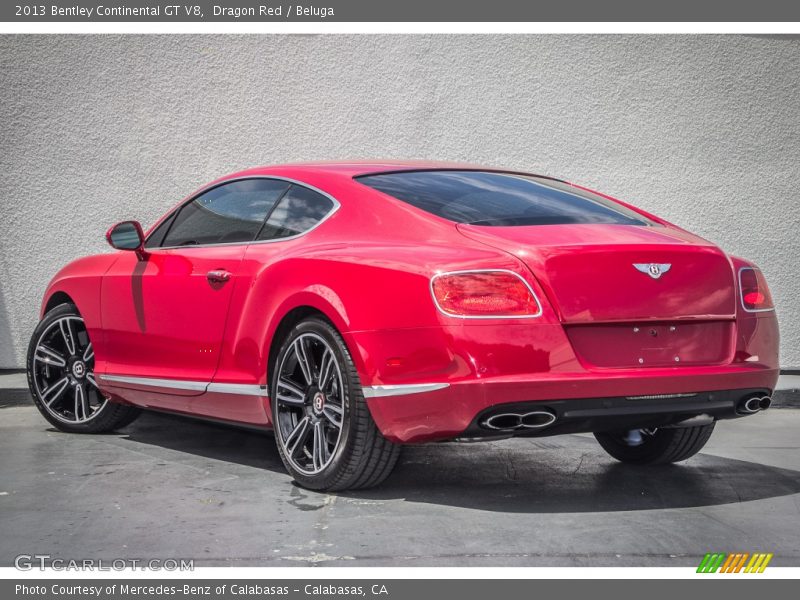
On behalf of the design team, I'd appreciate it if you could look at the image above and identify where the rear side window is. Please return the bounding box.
[356,170,651,227]
[161,178,290,247]
[256,185,335,241]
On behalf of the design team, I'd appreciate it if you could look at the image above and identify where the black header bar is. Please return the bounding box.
[3,0,800,22]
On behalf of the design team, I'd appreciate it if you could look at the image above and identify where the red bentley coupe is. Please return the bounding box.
[27,162,779,490]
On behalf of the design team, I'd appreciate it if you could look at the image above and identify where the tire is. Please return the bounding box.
[270,317,400,491]
[27,303,141,433]
[594,423,715,465]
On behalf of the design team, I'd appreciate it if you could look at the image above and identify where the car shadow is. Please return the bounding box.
[115,410,800,514]
[352,440,800,513]
[118,410,285,471]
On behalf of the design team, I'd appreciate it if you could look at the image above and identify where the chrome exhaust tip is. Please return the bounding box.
[482,410,557,431]
[520,411,557,429]
[738,395,772,415]
[483,413,524,430]
[743,396,762,413]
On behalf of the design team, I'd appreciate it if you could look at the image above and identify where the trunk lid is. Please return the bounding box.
[457,223,737,323]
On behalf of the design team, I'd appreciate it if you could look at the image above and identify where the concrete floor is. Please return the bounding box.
[1,397,799,567]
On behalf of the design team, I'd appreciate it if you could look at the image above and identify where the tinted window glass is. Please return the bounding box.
[357,170,651,227]
[256,185,334,241]
[161,179,290,247]
[144,212,177,249]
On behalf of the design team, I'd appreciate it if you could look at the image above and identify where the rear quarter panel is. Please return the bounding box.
[212,173,548,387]
[730,256,780,371]
[214,240,529,387]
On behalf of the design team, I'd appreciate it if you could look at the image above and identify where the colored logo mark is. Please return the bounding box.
[697,552,773,573]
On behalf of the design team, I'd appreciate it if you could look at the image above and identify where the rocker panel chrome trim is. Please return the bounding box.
[100,374,266,396]
[362,383,450,398]
[101,375,446,398]
[207,383,268,397]
[99,374,207,392]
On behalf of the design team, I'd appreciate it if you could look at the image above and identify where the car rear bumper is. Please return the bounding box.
[365,367,779,443]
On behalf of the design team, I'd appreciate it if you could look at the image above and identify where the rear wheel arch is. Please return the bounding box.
[267,306,330,389]
[269,315,400,490]
[266,302,363,389]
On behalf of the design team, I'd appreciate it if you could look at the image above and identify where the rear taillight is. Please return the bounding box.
[739,267,774,312]
[430,270,542,318]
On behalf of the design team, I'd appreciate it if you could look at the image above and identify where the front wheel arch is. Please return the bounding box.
[27,302,141,433]
[42,291,76,316]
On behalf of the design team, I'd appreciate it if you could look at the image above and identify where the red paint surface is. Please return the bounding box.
[39,162,779,441]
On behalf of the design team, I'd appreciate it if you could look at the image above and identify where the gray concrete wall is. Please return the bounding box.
[1,35,798,369]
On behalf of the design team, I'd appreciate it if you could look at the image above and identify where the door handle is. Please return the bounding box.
[206,270,232,283]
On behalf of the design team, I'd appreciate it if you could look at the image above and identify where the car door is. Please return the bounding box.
[200,184,340,412]
[98,178,291,408]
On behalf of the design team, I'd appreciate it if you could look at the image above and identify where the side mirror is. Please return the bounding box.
[106,221,147,260]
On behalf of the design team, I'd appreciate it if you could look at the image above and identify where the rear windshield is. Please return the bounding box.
[356,170,651,227]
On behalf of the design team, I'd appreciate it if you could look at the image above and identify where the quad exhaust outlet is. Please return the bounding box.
[479,392,772,434]
[482,410,557,431]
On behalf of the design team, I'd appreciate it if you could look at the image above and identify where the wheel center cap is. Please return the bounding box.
[312,392,326,413]
[71,361,86,379]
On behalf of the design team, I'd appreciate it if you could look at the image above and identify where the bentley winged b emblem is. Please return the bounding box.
[633,263,672,280]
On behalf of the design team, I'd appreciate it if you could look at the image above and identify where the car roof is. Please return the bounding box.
[225,160,506,179]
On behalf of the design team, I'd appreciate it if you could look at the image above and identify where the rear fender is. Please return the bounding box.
[220,243,533,386]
